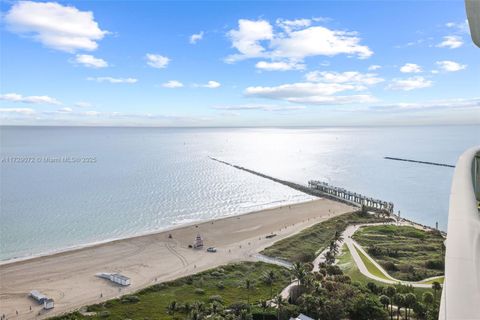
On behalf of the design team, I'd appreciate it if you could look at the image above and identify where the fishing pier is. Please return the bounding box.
[308,180,394,214]
[210,157,394,215]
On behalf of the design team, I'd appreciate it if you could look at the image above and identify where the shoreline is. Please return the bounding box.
[0,197,316,266]
[0,198,354,319]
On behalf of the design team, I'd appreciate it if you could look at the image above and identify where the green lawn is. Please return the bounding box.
[353,225,445,281]
[419,276,445,285]
[353,244,392,281]
[51,262,291,320]
[337,244,441,302]
[261,211,392,263]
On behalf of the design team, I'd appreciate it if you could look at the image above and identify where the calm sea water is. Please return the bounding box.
[0,125,478,261]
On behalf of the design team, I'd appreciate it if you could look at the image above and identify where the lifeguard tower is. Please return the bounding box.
[193,233,204,249]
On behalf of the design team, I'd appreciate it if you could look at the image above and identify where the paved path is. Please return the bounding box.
[272,220,444,300]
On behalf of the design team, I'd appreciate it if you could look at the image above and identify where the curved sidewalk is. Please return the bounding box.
[343,223,443,288]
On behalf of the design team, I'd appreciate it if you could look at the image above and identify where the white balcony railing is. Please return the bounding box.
[439,146,480,320]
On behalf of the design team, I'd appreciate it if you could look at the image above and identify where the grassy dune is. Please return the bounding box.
[261,211,392,263]
[52,262,291,320]
[353,225,445,281]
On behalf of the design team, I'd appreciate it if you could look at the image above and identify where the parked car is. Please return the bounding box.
[206,247,217,253]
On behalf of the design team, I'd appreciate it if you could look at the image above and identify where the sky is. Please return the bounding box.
[0,0,479,126]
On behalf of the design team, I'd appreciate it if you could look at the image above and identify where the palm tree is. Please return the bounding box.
[422,292,434,311]
[275,295,284,320]
[245,279,253,304]
[264,270,276,299]
[292,262,306,286]
[329,240,339,255]
[333,230,344,243]
[404,293,416,320]
[260,300,268,320]
[379,295,390,310]
[432,281,442,303]
[393,293,405,320]
[323,250,335,265]
[385,286,396,320]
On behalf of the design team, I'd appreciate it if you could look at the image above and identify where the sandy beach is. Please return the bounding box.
[0,199,354,319]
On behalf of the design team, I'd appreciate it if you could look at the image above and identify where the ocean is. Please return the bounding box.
[0,125,478,261]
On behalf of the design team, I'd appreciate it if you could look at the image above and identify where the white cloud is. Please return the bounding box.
[0,108,36,115]
[436,36,463,49]
[368,65,381,71]
[388,76,432,91]
[4,1,107,52]
[74,102,93,108]
[226,18,373,65]
[84,111,101,116]
[87,77,138,84]
[305,71,384,86]
[255,60,305,71]
[190,31,204,44]
[58,107,73,113]
[0,93,61,105]
[162,80,184,88]
[146,54,170,69]
[213,104,306,112]
[276,18,312,32]
[436,60,467,72]
[371,97,480,112]
[400,63,422,73]
[245,82,376,105]
[226,19,273,61]
[74,54,108,68]
[445,20,470,34]
[195,81,221,88]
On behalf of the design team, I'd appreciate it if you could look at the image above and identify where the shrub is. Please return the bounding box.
[425,260,444,270]
[209,295,223,303]
[98,311,111,318]
[382,261,398,272]
[194,288,205,295]
[121,295,140,304]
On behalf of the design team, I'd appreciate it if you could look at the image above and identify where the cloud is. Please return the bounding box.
[4,1,107,52]
[371,97,480,112]
[436,35,463,49]
[0,108,36,115]
[387,76,432,91]
[226,18,373,66]
[190,31,204,44]
[58,107,73,113]
[305,71,384,86]
[436,60,467,72]
[276,18,312,32]
[445,20,470,34]
[245,82,376,105]
[368,65,381,71]
[195,81,221,88]
[227,19,273,60]
[0,93,61,105]
[255,60,305,71]
[74,54,108,68]
[213,104,306,112]
[162,80,184,88]
[74,102,93,108]
[400,63,422,73]
[87,77,138,83]
[146,54,170,69]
